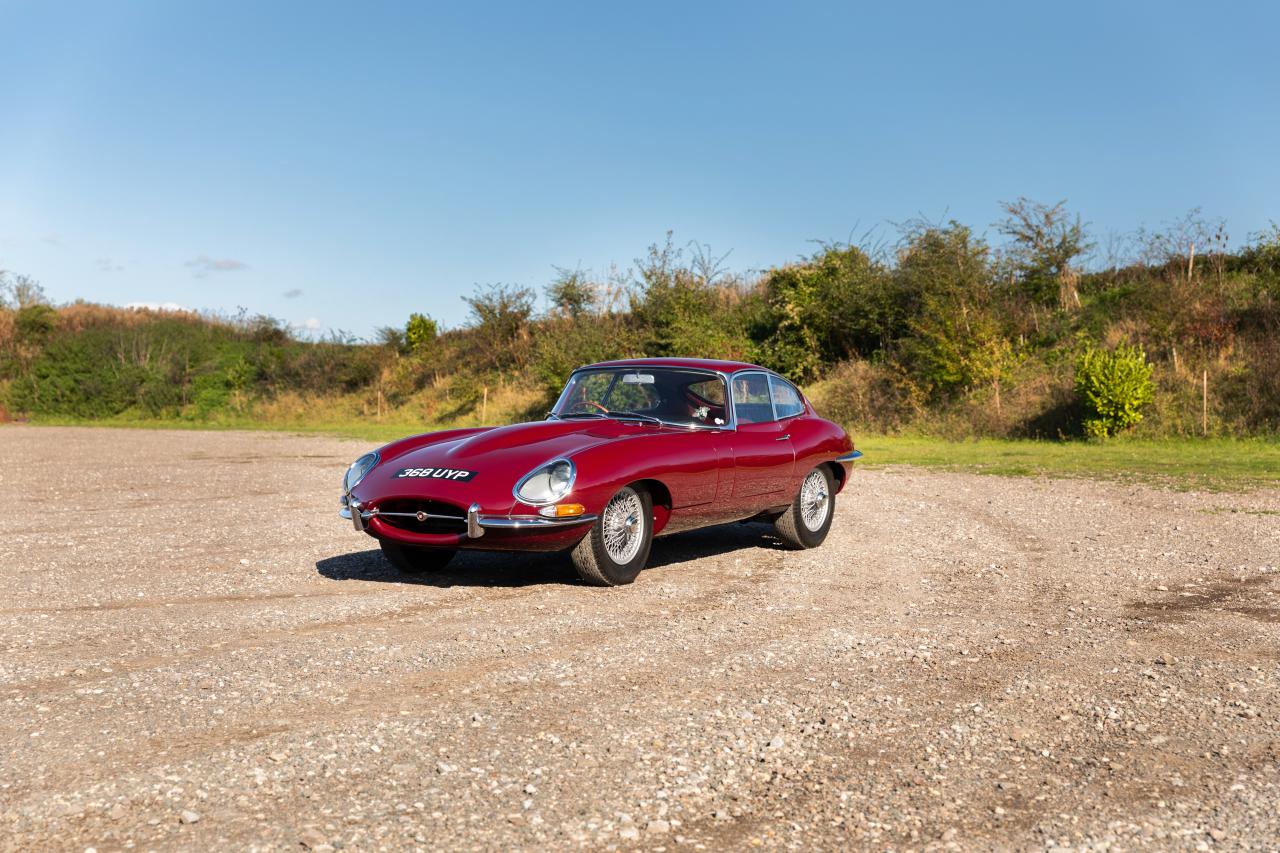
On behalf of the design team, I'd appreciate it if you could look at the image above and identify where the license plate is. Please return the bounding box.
[394,467,477,481]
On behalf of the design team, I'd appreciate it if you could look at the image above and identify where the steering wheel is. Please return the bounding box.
[585,400,609,413]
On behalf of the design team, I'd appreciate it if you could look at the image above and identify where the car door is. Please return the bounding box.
[729,371,795,504]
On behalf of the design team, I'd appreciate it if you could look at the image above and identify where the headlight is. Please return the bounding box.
[344,451,380,493]
[514,458,575,505]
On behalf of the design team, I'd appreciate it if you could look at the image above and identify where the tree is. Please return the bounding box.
[0,272,48,309]
[462,283,536,370]
[893,223,1013,401]
[628,234,751,360]
[546,267,597,318]
[752,245,891,381]
[404,312,438,353]
[375,325,407,352]
[997,198,1092,309]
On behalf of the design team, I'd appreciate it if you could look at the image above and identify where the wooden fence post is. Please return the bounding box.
[482,386,489,424]
[1202,370,1208,436]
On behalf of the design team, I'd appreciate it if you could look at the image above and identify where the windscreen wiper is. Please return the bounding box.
[609,411,663,425]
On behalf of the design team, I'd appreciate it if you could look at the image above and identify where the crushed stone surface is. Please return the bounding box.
[1,426,1277,851]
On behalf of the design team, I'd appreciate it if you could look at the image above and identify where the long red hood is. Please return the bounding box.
[353,419,652,511]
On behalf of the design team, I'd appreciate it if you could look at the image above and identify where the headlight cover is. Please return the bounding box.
[344,451,380,493]
[514,458,575,506]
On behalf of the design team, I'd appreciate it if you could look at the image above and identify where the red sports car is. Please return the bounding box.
[340,358,861,586]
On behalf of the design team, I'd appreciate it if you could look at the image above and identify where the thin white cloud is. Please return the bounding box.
[283,288,303,299]
[96,257,124,273]
[125,301,186,312]
[303,317,321,331]
[185,255,248,278]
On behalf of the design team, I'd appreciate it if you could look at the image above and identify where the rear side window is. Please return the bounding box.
[732,372,775,424]
[770,376,804,419]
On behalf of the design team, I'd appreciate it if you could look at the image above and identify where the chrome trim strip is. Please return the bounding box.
[342,504,595,536]
[478,514,597,530]
[835,450,864,463]
[343,506,468,523]
[373,510,464,521]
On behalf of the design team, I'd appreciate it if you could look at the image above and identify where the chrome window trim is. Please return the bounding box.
[728,369,778,424]
[767,374,805,422]
[551,367,736,432]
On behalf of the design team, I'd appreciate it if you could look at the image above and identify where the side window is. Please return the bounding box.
[769,376,804,419]
[732,372,775,424]
[686,378,725,406]
[685,377,729,425]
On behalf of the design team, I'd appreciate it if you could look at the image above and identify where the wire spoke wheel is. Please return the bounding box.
[572,484,653,586]
[799,469,830,531]
[601,487,645,564]
[774,466,835,549]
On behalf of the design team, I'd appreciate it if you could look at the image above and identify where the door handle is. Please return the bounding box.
[775,434,791,441]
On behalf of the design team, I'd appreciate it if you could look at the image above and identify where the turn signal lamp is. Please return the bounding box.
[538,503,586,518]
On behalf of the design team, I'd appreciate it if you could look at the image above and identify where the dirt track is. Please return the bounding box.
[1,426,1277,851]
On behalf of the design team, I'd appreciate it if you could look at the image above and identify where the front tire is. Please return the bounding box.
[571,485,653,586]
[380,541,456,573]
[774,466,835,549]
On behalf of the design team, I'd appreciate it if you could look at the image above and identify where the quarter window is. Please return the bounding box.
[769,376,804,419]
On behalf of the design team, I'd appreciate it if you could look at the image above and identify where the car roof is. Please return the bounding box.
[581,357,769,375]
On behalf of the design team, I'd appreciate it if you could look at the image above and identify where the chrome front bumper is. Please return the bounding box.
[340,496,595,539]
[835,450,864,463]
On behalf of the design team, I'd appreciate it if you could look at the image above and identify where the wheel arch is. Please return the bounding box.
[821,460,847,493]
[630,478,673,534]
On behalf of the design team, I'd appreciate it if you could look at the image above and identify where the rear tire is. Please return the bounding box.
[380,541,456,573]
[774,466,835,549]
[571,485,653,586]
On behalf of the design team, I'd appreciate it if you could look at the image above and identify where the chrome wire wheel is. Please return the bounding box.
[799,469,830,531]
[601,486,645,564]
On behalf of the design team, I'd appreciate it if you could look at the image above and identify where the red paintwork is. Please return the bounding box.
[346,359,856,552]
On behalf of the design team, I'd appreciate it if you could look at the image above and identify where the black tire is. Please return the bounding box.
[571,485,653,586]
[379,540,456,573]
[774,466,835,550]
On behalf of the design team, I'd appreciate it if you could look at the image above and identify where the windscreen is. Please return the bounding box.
[554,368,729,428]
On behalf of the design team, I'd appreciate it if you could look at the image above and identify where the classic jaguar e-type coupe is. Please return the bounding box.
[340,358,860,586]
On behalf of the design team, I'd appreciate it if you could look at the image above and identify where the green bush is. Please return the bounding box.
[1074,344,1155,437]
[405,313,438,353]
[751,246,889,381]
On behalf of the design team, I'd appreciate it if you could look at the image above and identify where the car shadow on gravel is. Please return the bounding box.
[316,549,577,588]
[316,522,785,588]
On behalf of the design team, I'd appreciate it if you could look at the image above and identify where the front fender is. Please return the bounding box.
[550,429,728,533]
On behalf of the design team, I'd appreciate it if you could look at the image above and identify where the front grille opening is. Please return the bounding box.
[375,499,467,534]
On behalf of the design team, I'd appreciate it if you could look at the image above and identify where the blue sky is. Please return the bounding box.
[2,1,1277,336]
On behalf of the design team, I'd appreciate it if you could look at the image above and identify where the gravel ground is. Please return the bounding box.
[1,426,1277,852]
